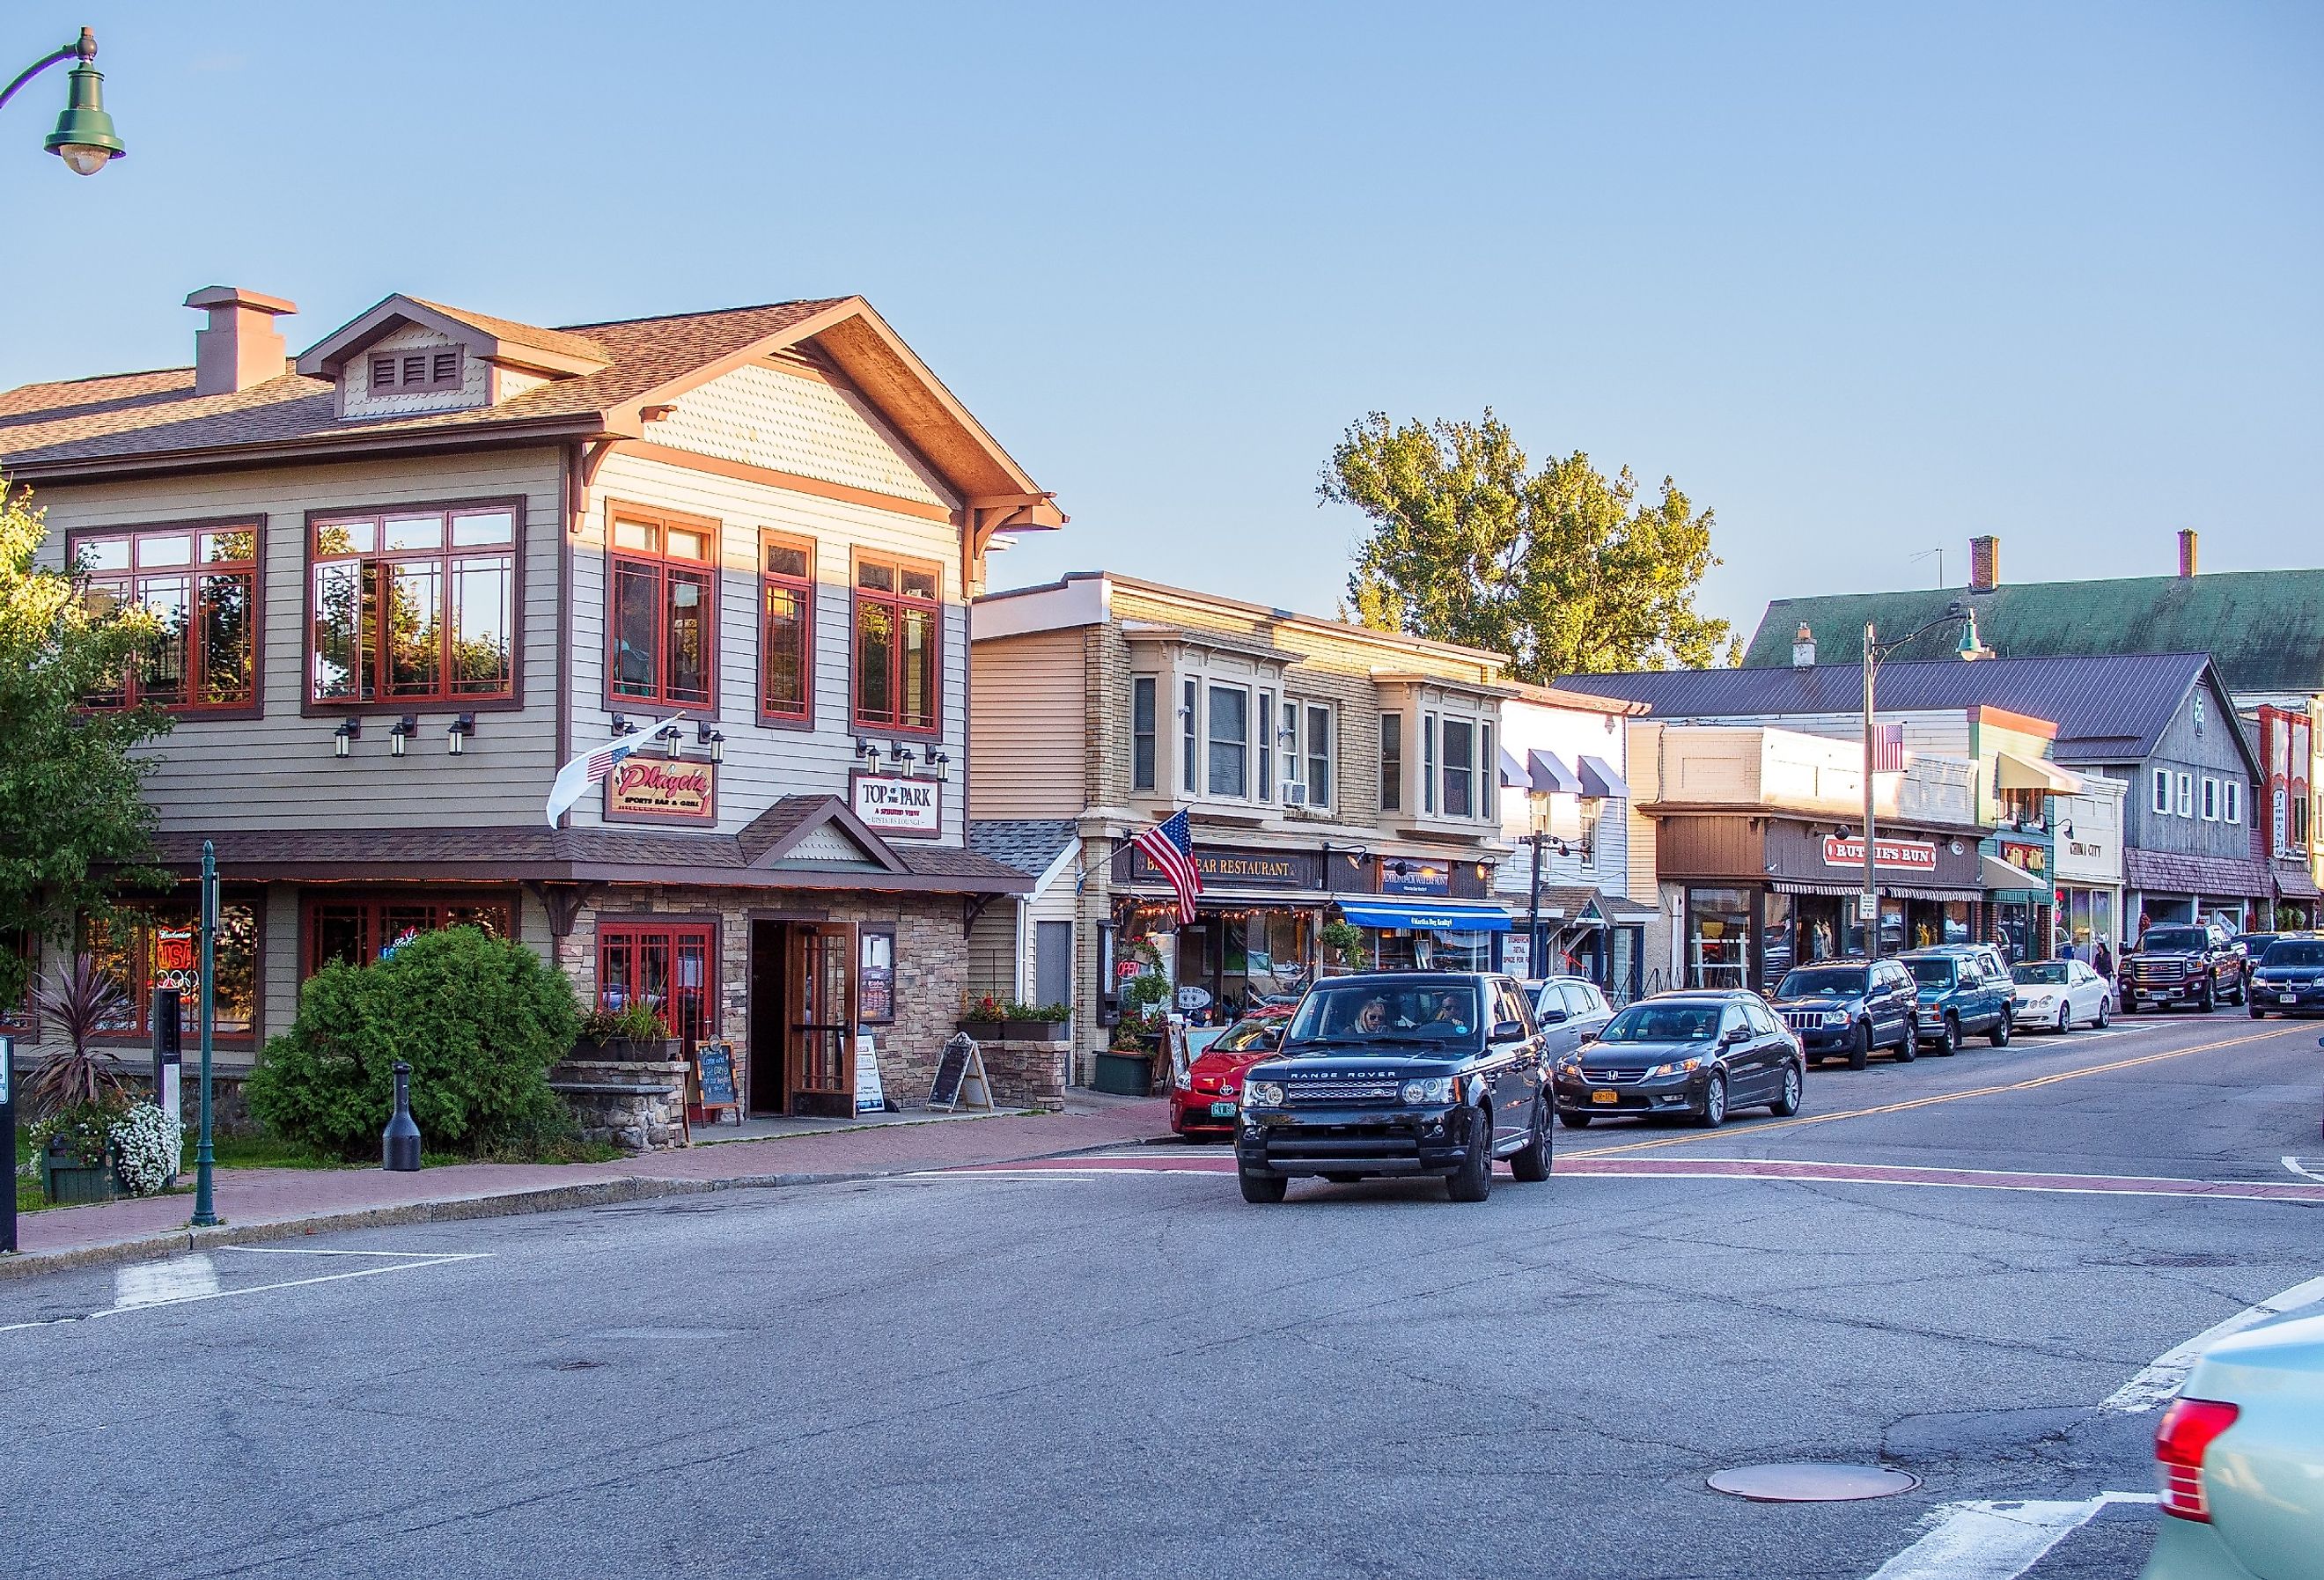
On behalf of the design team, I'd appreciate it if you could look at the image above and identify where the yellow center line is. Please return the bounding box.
[1561,1025,2298,1159]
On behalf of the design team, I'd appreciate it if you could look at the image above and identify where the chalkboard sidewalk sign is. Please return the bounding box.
[690,1040,742,1126]
[928,1033,994,1113]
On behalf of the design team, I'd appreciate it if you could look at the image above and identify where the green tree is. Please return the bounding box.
[0,479,167,1010]
[1322,410,1732,681]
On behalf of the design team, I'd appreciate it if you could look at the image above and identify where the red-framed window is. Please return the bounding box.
[608,504,717,710]
[86,895,261,1044]
[310,504,518,705]
[760,532,814,725]
[305,893,517,977]
[596,920,717,1051]
[852,553,939,733]
[76,524,259,711]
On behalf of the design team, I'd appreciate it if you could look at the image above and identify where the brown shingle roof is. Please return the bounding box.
[0,298,848,473]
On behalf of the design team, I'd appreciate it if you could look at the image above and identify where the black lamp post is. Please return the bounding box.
[1858,602,1992,959]
[0,27,124,173]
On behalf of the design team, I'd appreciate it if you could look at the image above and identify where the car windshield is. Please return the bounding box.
[1776,967,1867,998]
[1283,983,1480,1046]
[2261,941,2324,968]
[1907,959,1956,987]
[1598,1003,1722,1042]
[2142,927,2210,952]
[1210,1018,1282,1052]
[2012,964,2069,985]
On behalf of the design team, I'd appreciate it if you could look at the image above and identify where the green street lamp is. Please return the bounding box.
[0,27,124,174]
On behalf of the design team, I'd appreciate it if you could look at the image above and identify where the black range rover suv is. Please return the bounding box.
[1234,972,1550,1204]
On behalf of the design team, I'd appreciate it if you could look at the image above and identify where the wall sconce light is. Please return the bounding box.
[888,741,916,770]
[447,714,476,755]
[855,736,879,761]
[333,718,360,758]
[387,716,417,758]
[696,723,725,764]
[610,714,630,737]
[2058,819,2075,840]
[923,749,951,782]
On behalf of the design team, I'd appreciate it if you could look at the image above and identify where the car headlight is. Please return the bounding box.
[1400,1077,1457,1105]
[1554,1059,1582,1080]
[1246,1081,1284,1108]
[1644,1056,1703,1078]
[1821,1010,1849,1026]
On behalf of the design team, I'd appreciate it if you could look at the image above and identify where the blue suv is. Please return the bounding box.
[1898,945,2015,1054]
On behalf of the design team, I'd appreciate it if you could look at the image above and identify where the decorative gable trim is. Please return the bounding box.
[737,794,910,873]
[296,295,612,381]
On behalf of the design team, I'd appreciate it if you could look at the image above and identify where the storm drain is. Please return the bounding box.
[1708,1464,1921,1502]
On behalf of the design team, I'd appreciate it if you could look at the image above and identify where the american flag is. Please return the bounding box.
[1133,809,1204,924]
[543,712,686,825]
[1870,723,1906,774]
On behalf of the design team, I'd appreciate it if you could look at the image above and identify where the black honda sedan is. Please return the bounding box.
[1552,991,1804,1128]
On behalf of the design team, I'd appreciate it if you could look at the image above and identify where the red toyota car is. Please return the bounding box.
[1169,1008,1295,1141]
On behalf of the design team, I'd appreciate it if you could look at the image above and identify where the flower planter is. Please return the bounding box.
[1093,1049,1158,1097]
[958,1018,1070,1043]
[43,1158,116,1207]
[570,1036,680,1063]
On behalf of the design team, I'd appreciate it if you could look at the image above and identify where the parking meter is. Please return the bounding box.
[2,1033,15,1254]
[151,988,183,1183]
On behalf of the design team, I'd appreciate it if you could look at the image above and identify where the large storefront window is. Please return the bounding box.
[88,898,259,1041]
[1172,909,1315,1022]
[597,921,717,1050]
[1686,887,1751,988]
[78,525,260,711]
[308,894,515,975]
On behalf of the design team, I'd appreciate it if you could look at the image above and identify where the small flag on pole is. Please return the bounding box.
[545,713,687,826]
[1132,808,1204,924]
[1870,723,1906,774]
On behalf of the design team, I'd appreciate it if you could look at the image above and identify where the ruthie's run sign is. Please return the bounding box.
[605,758,717,823]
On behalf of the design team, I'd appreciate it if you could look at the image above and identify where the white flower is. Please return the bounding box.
[108,1105,184,1197]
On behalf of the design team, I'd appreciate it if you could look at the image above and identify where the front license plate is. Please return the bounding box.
[1591,1090,1619,1105]
[1210,1101,1238,1117]
[2283,993,2298,1005]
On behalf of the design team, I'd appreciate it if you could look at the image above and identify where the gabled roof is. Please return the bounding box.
[1742,571,2324,697]
[1556,651,2251,770]
[296,295,614,378]
[968,819,1078,880]
[737,795,906,872]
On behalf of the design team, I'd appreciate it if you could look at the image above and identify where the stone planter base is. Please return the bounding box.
[549,1059,689,1151]
[977,1039,1071,1105]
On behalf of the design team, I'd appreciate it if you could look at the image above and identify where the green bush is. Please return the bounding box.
[246,926,579,1159]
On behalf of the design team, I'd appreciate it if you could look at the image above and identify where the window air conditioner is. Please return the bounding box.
[1283,783,1308,806]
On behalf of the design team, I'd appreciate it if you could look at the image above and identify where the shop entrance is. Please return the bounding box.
[746,921,857,1117]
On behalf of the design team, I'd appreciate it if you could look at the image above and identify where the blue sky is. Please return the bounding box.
[4,2,2316,645]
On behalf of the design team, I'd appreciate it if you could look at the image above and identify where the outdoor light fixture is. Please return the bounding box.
[332,718,359,758]
[1958,607,1995,661]
[855,736,879,761]
[0,29,125,176]
[696,723,725,763]
[923,749,951,782]
[387,716,417,757]
[888,741,916,769]
[610,714,630,736]
[447,714,476,755]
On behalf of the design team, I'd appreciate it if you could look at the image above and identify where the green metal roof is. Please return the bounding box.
[1742,570,2324,696]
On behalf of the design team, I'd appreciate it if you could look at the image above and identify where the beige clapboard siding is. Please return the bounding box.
[29,448,565,828]
[573,446,969,843]
[967,629,1085,818]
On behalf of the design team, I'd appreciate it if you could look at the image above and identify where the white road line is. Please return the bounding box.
[0,1251,489,1335]
[2284,1157,2324,1185]
[220,1246,474,1257]
[1864,1493,2153,1580]
[113,1254,223,1309]
[2100,1274,2324,1413]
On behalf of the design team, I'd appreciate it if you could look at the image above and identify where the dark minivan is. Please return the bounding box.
[1769,959,1917,1069]
[1235,973,1549,1204]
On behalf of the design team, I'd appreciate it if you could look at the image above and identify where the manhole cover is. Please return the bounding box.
[1708,1464,1921,1502]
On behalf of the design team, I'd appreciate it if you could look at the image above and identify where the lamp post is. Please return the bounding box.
[1524,789,1550,979]
[0,28,124,173]
[190,841,220,1227]
[1859,603,1991,959]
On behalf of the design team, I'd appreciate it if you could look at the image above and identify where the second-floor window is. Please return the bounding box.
[2176,772,2194,819]
[313,506,516,705]
[1207,683,1248,797]
[1131,676,1157,791]
[758,533,813,724]
[1380,712,1403,812]
[853,555,939,732]
[1306,704,1334,809]
[1180,679,1198,793]
[2224,779,2241,824]
[1442,717,1476,817]
[2152,768,2171,815]
[609,506,716,709]
[78,525,258,711]
[2201,777,2219,821]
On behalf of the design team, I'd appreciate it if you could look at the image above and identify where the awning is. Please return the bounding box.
[1527,751,1582,796]
[1996,751,2086,796]
[1981,854,2046,893]
[1577,753,1632,800]
[1337,898,1513,933]
[1497,746,1531,790]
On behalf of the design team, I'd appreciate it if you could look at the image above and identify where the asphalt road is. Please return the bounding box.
[4,1007,2318,1580]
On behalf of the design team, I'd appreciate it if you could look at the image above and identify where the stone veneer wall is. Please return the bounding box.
[552,886,972,1111]
[549,1060,688,1150]
[976,1038,1070,1107]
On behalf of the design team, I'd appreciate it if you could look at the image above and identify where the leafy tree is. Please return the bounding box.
[1322,410,1732,681]
[0,479,167,1011]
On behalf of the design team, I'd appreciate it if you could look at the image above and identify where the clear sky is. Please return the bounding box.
[4,2,2316,646]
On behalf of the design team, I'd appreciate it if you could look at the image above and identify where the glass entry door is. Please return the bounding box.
[786,923,857,1117]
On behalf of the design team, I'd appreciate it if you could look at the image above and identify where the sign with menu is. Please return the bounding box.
[605,758,716,824]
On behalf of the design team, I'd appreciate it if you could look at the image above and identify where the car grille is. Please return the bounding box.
[1285,1078,1401,1105]
[2132,961,2186,981]
[1580,1066,1649,1085]
[1780,1010,1834,1033]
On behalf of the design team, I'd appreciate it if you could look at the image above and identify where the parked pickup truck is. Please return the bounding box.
[2121,922,2247,1013]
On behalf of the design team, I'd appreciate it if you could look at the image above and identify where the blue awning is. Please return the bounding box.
[1337,898,1513,933]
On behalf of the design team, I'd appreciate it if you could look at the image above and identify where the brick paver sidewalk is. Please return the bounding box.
[5,1099,1173,1275]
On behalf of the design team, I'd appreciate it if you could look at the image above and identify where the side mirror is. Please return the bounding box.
[1538,1006,1569,1025]
[1721,1025,1748,1045]
[1491,1020,1527,1044]
[1255,1030,1279,1049]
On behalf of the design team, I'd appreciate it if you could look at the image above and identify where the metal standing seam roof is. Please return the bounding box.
[1740,571,2324,697]
[1553,651,2227,764]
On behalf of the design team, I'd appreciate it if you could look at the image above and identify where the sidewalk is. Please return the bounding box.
[3,1095,1173,1278]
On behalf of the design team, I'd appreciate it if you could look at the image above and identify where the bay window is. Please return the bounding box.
[313,504,517,705]
[1423,713,1438,813]
[1207,683,1249,797]
[596,919,717,1050]
[608,505,716,709]
[78,525,258,711]
[1180,680,1198,793]
[1257,688,1275,803]
[853,555,940,732]
[1443,717,1476,817]
[758,533,814,724]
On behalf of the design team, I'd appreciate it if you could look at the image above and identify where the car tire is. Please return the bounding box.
[2096,998,2111,1028]
[1893,1030,1917,1062]
[1695,1073,1728,1128]
[2056,1003,2072,1034]
[1849,1023,1872,1070]
[1239,1172,1288,1204]
[1445,1106,1493,1202]
[2250,1003,2268,1019]
[1769,1062,1804,1117]
[1558,1112,1593,1128]
[2198,979,2216,1013]
[2230,972,2248,1006]
[1989,1009,2012,1048]
[1932,1015,1960,1056]
[1510,1104,1551,1183]
[2122,996,2139,1015]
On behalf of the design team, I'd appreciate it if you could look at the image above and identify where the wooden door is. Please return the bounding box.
[785,922,857,1118]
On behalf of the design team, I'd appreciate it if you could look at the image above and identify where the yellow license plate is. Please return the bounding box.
[1591,1089,1619,1104]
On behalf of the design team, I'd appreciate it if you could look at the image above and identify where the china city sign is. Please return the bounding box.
[605,758,716,824]
[1821,834,1939,872]
[851,769,940,838]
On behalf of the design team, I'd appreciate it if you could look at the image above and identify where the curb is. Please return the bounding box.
[0,1128,1168,1282]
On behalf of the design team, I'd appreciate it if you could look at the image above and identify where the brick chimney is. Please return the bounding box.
[1791,621,1816,668]
[1968,534,2000,593]
[2178,529,2198,578]
[184,286,297,395]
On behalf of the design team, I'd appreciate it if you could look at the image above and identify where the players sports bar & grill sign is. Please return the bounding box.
[604,758,717,824]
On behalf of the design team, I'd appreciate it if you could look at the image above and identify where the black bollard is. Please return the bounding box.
[382,1060,422,1172]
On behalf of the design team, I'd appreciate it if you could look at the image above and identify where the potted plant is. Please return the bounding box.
[956,992,1011,1040]
[573,1003,676,1062]
[35,1097,126,1205]
[1094,966,1173,1096]
[1322,918,1369,974]
[958,996,1072,1041]
[25,956,129,1115]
